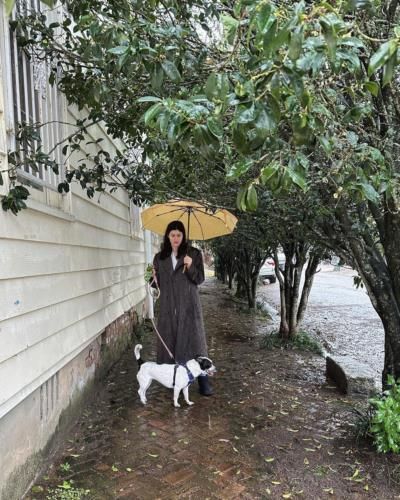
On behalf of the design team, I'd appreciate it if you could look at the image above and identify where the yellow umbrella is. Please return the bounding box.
[141,199,237,240]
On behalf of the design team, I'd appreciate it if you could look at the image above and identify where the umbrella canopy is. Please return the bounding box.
[141,199,237,240]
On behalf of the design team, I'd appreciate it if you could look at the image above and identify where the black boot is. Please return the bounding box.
[198,375,213,396]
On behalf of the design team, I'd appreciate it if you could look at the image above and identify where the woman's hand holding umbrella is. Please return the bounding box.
[183,255,193,273]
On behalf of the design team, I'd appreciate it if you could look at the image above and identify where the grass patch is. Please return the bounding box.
[44,481,90,500]
[349,403,375,444]
[260,331,323,355]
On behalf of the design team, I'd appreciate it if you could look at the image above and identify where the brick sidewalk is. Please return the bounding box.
[27,279,400,500]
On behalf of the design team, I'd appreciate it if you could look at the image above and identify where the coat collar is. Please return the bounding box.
[160,253,184,273]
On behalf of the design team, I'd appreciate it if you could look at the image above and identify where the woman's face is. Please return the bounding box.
[168,229,183,250]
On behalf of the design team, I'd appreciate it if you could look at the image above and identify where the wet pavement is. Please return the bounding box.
[27,278,400,500]
[258,265,384,385]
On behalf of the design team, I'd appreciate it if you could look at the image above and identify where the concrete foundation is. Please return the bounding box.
[0,306,140,500]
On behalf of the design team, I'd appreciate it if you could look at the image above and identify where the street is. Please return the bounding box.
[258,264,384,384]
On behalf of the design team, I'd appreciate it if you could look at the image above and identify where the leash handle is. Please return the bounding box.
[147,277,161,300]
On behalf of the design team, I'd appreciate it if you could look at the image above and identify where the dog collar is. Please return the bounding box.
[173,364,195,387]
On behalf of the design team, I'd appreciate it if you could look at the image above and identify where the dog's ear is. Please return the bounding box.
[195,354,203,361]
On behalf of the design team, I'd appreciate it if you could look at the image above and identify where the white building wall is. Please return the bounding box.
[0,2,151,497]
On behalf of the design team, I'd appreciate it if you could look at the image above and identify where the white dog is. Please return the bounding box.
[134,344,216,408]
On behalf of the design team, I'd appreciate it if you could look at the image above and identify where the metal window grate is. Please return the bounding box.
[9,0,64,191]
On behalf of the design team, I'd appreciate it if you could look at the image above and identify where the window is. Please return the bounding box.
[6,0,66,196]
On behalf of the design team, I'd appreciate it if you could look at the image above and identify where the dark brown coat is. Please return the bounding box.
[153,247,207,364]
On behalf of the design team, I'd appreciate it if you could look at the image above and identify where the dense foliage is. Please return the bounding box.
[370,376,400,453]
[3,0,400,385]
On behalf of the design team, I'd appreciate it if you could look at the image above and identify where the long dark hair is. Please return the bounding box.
[159,220,188,259]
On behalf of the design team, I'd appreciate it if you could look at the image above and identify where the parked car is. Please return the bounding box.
[259,258,276,284]
[259,253,286,284]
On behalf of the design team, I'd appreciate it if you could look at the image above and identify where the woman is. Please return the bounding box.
[152,220,213,396]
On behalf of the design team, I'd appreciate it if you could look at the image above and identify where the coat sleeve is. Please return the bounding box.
[186,249,205,285]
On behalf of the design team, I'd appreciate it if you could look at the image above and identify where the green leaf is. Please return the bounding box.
[368,40,398,76]
[137,96,163,103]
[161,60,181,83]
[221,14,239,45]
[254,103,278,138]
[246,184,258,211]
[364,81,380,96]
[205,73,230,102]
[260,163,280,185]
[236,185,247,211]
[236,104,256,124]
[346,130,359,146]
[167,118,180,147]
[382,52,397,87]
[262,19,277,53]
[107,46,129,55]
[368,147,385,164]
[58,481,72,490]
[288,31,303,61]
[256,3,273,34]
[358,182,379,203]
[227,159,253,180]
[207,117,223,138]
[286,165,307,190]
[319,136,332,156]
[345,0,374,11]
[151,63,164,91]
[144,103,163,126]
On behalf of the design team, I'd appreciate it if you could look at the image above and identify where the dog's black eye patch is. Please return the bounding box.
[199,358,212,370]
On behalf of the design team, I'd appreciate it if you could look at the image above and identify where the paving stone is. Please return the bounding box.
[27,279,400,500]
[216,482,247,498]
[162,467,196,485]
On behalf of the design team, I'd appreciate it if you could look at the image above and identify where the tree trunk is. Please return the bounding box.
[228,271,233,289]
[297,254,320,325]
[276,244,320,340]
[236,277,246,299]
[288,257,304,338]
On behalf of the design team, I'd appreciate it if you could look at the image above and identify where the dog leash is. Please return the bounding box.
[146,278,176,362]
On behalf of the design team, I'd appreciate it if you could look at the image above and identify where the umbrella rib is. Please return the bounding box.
[193,207,228,223]
[191,209,206,240]
[152,207,190,218]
